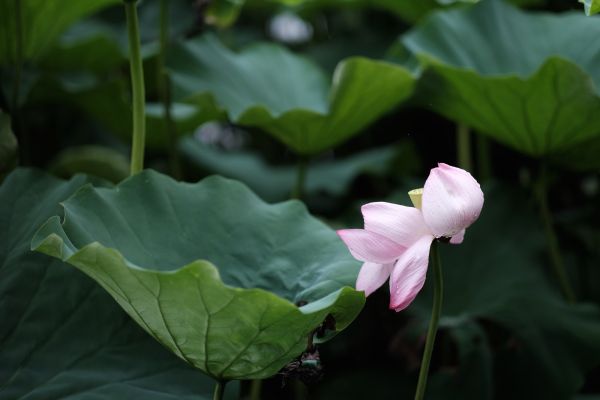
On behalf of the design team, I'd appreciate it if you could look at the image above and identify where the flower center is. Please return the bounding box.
[408,188,423,210]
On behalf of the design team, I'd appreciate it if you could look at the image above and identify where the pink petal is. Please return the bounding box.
[422,163,484,238]
[450,229,465,244]
[389,234,434,312]
[356,262,394,296]
[337,229,405,264]
[361,202,431,247]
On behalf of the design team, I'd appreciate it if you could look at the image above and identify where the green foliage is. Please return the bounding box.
[32,170,365,380]
[181,137,406,202]
[0,169,239,399]
[401,0,600,169]
[168,34,415,155]
[0,0,119,64]
[48,145,129,183]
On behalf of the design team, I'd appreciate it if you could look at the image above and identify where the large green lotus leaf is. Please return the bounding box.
[0,169,239,399]
[406,184,600,399]
[31,170,365,380]
[400,0,600,169]
[168,34,415,155]
[0,0,118,64]
[180,136,401,202]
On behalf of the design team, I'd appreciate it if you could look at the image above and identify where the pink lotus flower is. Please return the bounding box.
[337,163,484,311]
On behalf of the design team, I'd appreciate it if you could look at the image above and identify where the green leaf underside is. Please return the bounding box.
[1,169,238,399]
[168,34,415,155]
[32,170,364,380]
[180,138,398,201]
[409,184,600,399]
[0,0,119,64]
[401,0,600,168]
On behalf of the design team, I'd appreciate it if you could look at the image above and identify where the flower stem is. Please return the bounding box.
[291,156,308,199]
[414,240,443,400]
[476,135,492,182]
[456,124,472,172]
[10,0,29,165]
[124,0,146,176]
[535,164,576,303]
[213,381,226,400]
[158,0,182,179]
[249,379,262,400]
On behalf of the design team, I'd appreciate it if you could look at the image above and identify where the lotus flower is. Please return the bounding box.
[337,163,484,311]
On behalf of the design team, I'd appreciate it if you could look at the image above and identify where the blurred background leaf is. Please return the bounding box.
[168,34,415,154]
[400,0,600,169]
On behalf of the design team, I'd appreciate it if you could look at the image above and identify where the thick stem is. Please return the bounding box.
[414,241,443,400]
[476,135,492,182]
[11,0,28,165]
[456,124,472,172]
[293,380,309,400]
[249,379,262,400]
[158,0,182,179]
[11,0,22,111]
[291,157,308,199]
[535,164,576,303]
[125,0,146,176]
[213,381,226,400]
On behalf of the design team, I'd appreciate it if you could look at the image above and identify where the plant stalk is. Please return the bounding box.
[535,164,576,303]
[213,381,226,400]
[11,0,28,165]
[414,240,443,400]
[476,135,492,182]
[158,0,182,179]
[456,124,472,172]
[125,0,146,176]
[291,156,308,199]
[249,379,262,400]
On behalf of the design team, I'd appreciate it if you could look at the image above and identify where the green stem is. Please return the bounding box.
[213,381,226,400]
[158,0,182,179]
[535,164,576,303]
[414,240,443,400]
[291,156,308,199]
[11,0,22,111]
[249,379,262,400]
[125,0,146,176]
[456,124,472,172]
[476,135,492,182]
[293,380,309,400]
[11,0,28,165]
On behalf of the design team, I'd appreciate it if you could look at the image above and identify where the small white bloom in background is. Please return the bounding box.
[269,12,313,45]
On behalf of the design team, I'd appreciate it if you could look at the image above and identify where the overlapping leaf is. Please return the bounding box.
[168,34,415,155]
[180,137,402,202]
[0,169,238,399]
[32,171,365,380]
[400,0,600,170]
